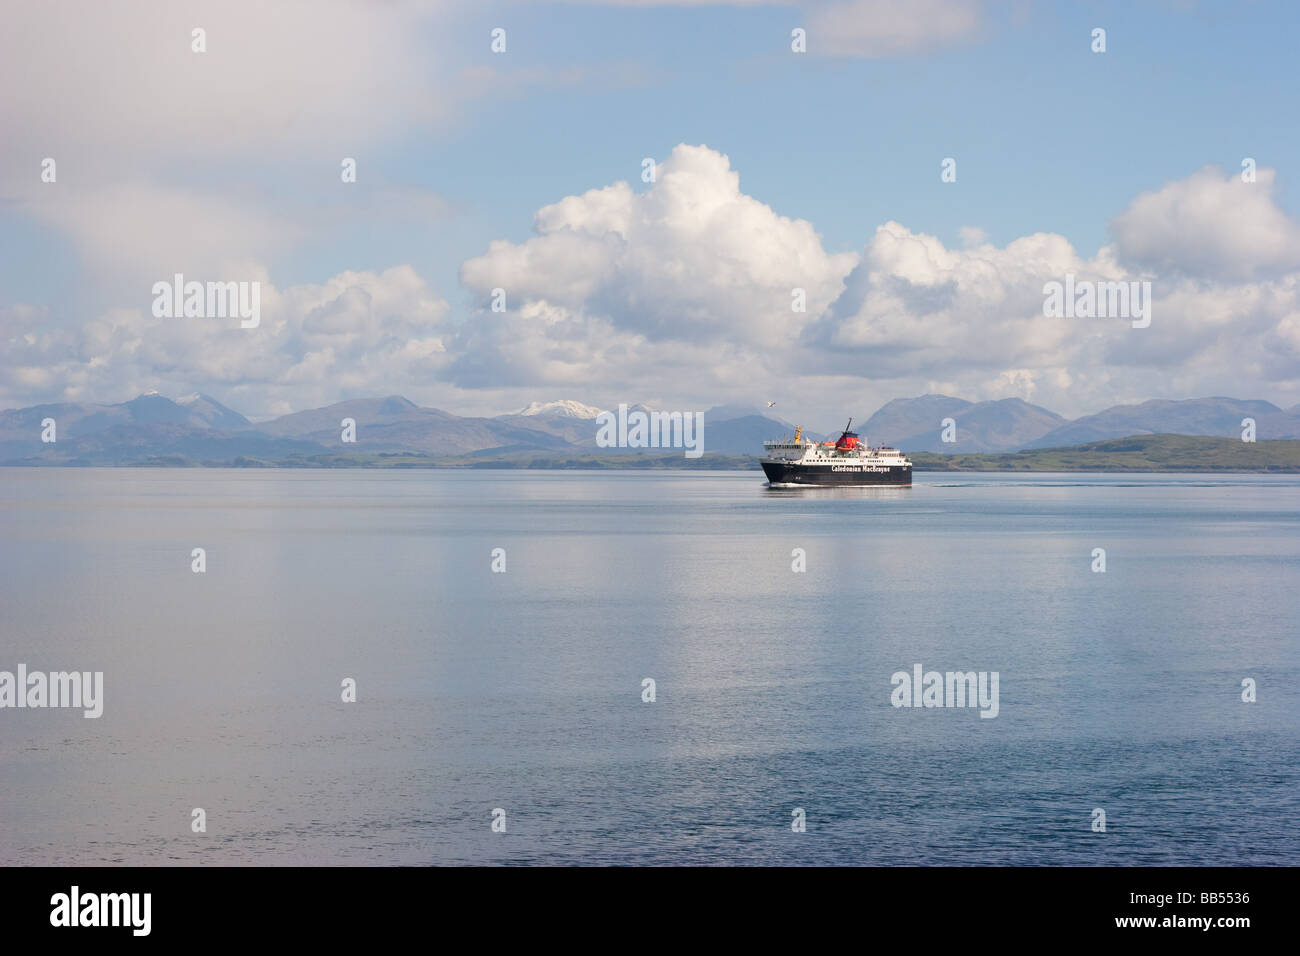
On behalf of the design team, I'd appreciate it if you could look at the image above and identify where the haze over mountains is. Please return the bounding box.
[2,392,1297,465]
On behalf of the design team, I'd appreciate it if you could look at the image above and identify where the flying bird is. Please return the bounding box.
[766,401,776,408]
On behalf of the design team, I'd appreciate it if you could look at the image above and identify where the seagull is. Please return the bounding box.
[766,401,777,408]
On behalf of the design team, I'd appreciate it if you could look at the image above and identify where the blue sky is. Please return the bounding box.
[3,0,1300,425]
[294,0,1300,298]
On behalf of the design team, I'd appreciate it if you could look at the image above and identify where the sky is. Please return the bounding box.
[2,0,1299,430]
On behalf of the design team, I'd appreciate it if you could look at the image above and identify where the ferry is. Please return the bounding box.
[760,419,912,486]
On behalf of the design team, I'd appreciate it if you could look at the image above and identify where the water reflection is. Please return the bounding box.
[762,482,914,500]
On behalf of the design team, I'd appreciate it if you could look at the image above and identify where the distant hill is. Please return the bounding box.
[695,414,789,455]
[1025,397,1300,447]
[862,395,1064,452]
[257,396,569,455]
[0,392,798,464]
[3,391,1299,469]
[0,392,265,463]
[859,394,1300,453]
[492,410,797,456]
[175,393,252,431]
[492,409,602,445]
[911,434,1300,472]
[507,399,602,419]
[14,423,330,466]
[0,391,250,440]
[858,394,971,446]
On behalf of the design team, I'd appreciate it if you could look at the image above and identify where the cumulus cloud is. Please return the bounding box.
[5,148,1300,422]
[441,144,872,413]
[452,150,1300,418]
[808,222,1083,364]
[0,267,452,415]
[456,143,857,379]
[1110,165,1300,281]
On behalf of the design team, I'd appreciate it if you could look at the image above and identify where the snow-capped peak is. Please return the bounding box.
[511,399,603,419]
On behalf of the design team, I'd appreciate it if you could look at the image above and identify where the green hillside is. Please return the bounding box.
[11,433,1300,472]
[909,435,1300,472]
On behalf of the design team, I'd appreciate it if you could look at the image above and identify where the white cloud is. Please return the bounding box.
[31,184,304,290]
[0,0,460,306]
[23,179,454,295]
[807,0,984,57]
[0,0,455,177]
[805,212,1300,414]
[6,151,1300,423]
[0,267,453,414]
[563,0,986,59]
[460,143,857,349]
[1110,166,1300,281]
[450,149,1300,418]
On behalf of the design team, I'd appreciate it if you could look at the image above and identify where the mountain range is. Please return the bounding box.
[858,395,1300,452]
[1,392,1297,466]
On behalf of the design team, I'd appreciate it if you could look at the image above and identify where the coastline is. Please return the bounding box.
[3,435,1299,473]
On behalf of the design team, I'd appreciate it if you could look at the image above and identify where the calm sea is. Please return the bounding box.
[1,468,1297,865]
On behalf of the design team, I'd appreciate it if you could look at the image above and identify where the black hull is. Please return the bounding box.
[761,461,912,486]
